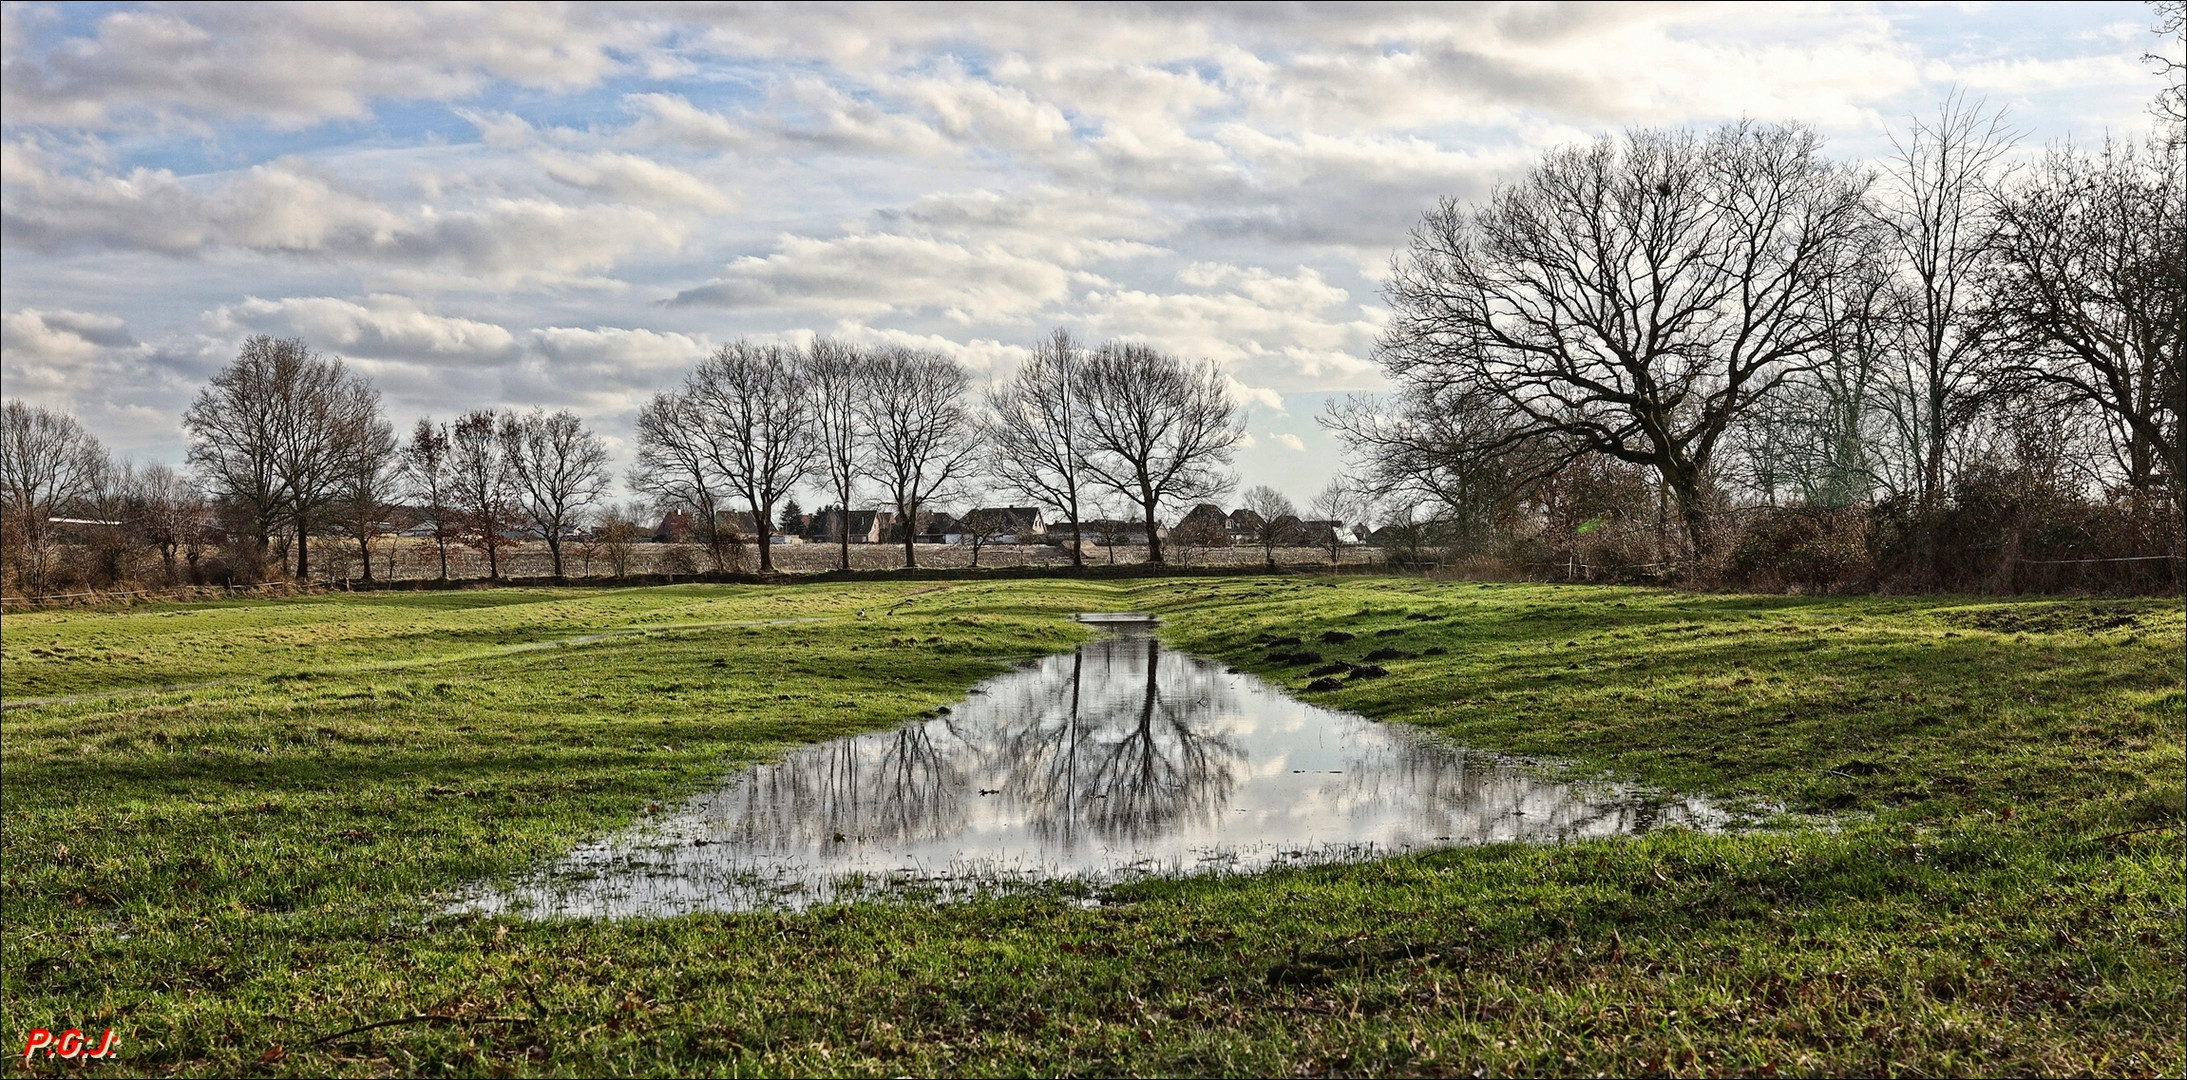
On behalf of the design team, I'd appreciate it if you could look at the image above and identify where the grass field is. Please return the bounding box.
[2,578,2180,1076]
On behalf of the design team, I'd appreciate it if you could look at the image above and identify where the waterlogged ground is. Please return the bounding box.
[466,617,1718,916]
[2,579,2180,1077]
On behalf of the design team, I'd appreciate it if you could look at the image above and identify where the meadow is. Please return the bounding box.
[2,578,2180,1077]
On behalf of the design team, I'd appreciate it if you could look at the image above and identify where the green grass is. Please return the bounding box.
[2,579,2180,1076]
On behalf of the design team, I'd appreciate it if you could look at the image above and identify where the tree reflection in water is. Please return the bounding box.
[462,620,1722,918]
[973,628,1243,846]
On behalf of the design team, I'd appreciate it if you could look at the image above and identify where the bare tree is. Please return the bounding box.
[330,401,398,581]
[127,462,205,586]
[450,409,514,580]
[275,359,381,582]
[74,457,137,588]
[686,342,814,573]
[805,337,869,572]
[860,347,978,569]
[1872,95,2018,513]
[1323,382,1548,544]
[2148,0,2187,127]
[1086,501,1130,564]
[958,507,1009,568]
[630,391,737,572]
[597,504,644,579]
[183,336,383,581]
[984,328,1088,567]
[182,336,298,577]
[1987,136,2185,520]
[1072,342,1244,566]
[1376,122,1870,557]
[1308,478,1361,567]
[1238,485,1297,568]
[1739,257,1897,507]
[0,399,109,594]
[401,419,459,580]
[500,408,610,580]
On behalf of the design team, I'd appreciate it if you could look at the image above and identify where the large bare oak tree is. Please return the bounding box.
[1375,122,1870,556]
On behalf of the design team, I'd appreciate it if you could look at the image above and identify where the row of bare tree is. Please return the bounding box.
[0,394,261,595]
[1338,89,2183,588]
[632,332,1245,571]
[1,329,1253,593]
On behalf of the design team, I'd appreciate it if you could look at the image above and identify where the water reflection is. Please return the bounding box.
[460,618,1719,917]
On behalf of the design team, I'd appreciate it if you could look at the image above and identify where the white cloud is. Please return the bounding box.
[1269,431,1306,452]
[672,187,1163,322]
[623,93,753,149]
[2,142,688,286]
[1079,264,1383,390]
[530,326,713,377]
[537,151,735,212]
[2,306,135,357]
[2,3,660,130]
[211,295,520,364]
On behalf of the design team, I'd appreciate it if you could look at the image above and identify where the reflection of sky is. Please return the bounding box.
[464,624,1720,918]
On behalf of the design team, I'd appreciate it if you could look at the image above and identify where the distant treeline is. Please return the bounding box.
[1,329,1279,595]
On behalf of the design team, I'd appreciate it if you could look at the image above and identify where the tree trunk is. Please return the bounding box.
[900,500,918,568]
[358,533,373,582]
[295,517,311,580]
[546,533,563,580]
[1138,488,1164,566]
[1065,495,1083,568]
[752,500,774,572]
[436,536,449,580]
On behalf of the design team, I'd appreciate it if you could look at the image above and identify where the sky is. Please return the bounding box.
[1,1,2174,511]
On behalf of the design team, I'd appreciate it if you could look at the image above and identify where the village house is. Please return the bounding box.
[804,507,896,545]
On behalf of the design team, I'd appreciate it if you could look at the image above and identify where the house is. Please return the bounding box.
[653,509,695,543]
[958,506,1046,543]
[1291,519,1347,545]
[1067,518,1162,545]
[716,509,761,538]
[807,507,895,544]
[1224,508,1265,543]
[1174,503,1230,546]
[914,511,960,544]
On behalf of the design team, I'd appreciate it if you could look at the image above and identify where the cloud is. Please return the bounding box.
[623,93,753,149]
[537,151,734,212]
[2,3,660,130]
[2,307,135,356]
[2,307,151,407]
[672,187,1162,322]
[1079,263,1383,390]
[530,326,713,379]
[1269,431,1306,452]
[212,295,521,364]
[2,142,687,286]
[0,307,199,445]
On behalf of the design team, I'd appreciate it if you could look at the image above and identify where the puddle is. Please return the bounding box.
[456,616,1721,917]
